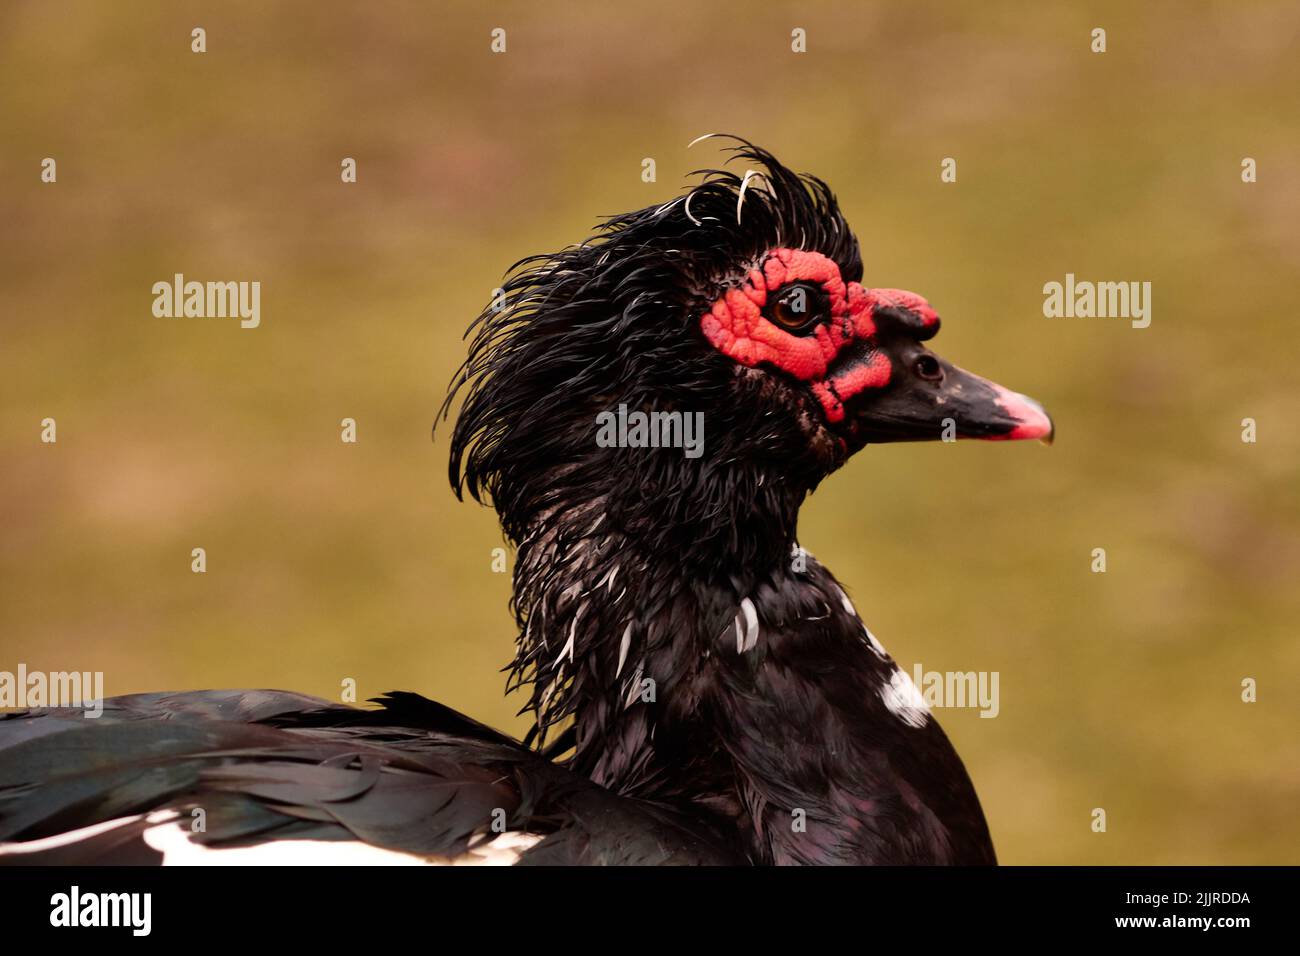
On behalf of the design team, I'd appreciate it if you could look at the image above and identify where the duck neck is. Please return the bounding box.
[507,473,994,864]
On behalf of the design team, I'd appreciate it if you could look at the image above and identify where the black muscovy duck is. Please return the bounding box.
[0,140,1052,866]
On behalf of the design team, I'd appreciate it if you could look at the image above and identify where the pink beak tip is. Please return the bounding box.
[992,386,1055,445]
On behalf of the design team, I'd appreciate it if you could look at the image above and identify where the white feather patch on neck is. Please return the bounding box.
[881,668,930,728]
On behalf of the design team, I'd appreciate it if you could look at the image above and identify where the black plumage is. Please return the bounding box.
[0,691,737,864]
[1,139,1054,864]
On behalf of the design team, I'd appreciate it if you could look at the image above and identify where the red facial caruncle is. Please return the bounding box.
[699,249,939,423]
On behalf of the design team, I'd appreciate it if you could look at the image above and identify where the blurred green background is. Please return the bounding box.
[1,1,1297,864]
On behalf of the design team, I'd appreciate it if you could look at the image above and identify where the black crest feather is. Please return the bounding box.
[440,137,860,542]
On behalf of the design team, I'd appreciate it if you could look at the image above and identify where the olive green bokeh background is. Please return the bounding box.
[2,1,1297,863]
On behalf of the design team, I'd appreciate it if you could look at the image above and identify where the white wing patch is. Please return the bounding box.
[881,668,930,728]
[144,821,545,866]
[0,815,147,855]
[0,813,544,866]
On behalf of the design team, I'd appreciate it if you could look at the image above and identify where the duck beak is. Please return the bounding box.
[981,381,1055,445]
[842,353,1055,446]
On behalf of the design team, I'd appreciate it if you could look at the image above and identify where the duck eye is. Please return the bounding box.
[768,283,826,333]
[913,354,943,381]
